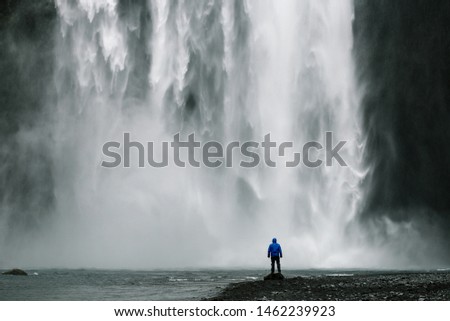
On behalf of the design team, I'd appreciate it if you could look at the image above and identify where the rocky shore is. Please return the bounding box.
[211,271,450,301]
[2,269,28,276]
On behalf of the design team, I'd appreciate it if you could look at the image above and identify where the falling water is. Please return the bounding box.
[24,0,361,269]
[1,1,447,269]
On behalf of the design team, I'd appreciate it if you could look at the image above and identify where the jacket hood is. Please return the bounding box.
[272,238,277,243]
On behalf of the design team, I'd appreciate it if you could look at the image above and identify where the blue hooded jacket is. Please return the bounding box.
[268,238,282,257]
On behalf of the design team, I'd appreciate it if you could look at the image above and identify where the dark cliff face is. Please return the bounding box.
[0,0,56,231]
[0,0,56,134]
[354,1,450,230]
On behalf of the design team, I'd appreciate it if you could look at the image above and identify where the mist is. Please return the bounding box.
[0,0,448,270]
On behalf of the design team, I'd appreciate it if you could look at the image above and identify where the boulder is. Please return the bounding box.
[264,273,285,280]
[2,268,28,276]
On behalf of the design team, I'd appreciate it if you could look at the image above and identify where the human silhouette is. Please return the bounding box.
[267,237,282,274]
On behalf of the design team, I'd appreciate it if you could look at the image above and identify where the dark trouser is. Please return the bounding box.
[271,256,281,274]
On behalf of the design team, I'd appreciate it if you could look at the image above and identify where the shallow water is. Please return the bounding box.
[0,269,266,300]
[1,269,440,300]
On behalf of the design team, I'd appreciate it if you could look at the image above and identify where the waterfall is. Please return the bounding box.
[3,1,447,269]
[22,0,362,269]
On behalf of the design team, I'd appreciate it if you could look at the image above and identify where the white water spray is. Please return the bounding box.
[13,0,369,269]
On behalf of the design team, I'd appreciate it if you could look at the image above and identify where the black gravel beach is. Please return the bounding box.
[211,271,450,301]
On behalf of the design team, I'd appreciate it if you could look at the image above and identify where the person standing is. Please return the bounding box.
[267,237,282,274]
